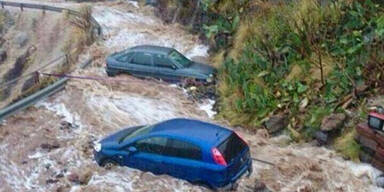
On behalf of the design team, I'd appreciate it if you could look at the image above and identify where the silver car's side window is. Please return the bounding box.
[153,54,173,69]
[131,52,153,66]
[117,52,135,62]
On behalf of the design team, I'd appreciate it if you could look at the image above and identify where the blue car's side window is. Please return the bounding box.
[163,139,202,160]
[134,137,168,155]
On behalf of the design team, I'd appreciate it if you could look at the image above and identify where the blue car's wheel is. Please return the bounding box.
[101,159,118,169]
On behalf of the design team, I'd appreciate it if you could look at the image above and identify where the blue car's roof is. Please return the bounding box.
[149,118,232,147]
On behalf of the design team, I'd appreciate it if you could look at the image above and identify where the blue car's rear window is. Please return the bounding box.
[217,133,247,163]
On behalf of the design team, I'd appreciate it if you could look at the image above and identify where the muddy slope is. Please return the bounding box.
[0,7,77,108]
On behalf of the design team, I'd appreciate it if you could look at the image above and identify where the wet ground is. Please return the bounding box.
[0,1,383,192]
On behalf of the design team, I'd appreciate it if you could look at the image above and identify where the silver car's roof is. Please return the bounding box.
[129,45,174,55]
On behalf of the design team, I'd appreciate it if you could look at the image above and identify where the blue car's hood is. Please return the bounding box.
[100,125,144,144]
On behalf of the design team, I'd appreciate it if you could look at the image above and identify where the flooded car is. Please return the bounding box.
[94,118,252,189]
[105,45,216,83]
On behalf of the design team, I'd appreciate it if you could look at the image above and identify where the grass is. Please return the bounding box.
[334,129,361,161]
[208,0,384,139]
[62,5,95,71]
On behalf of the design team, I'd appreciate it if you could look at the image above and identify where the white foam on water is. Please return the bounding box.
[199,99,216,118]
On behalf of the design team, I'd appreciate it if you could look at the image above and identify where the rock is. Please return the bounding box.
[55,173,64,178]
[253,180,271,192]
[264,114,288,134]
[67,173,80,184]
[60,121,79,130]
[46,179,59,184]
[0,49,7,63]
[40,142,60,151]
[376,175,384,188]
[355,82,368,97]
[13,32,29,48]
[314,131,328,146]
[320,113,346,132]
[67,168,93,185]
[78,169,93,185]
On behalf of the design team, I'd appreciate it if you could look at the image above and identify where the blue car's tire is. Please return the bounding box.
[101,159,118,169]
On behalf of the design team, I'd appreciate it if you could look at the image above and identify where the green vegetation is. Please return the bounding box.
[195,0,384,140]
[64,5,96,65]
[334,129,361,161]
[157,0,383,149]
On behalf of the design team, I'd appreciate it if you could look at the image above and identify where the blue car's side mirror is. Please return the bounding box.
[128,146,137,153]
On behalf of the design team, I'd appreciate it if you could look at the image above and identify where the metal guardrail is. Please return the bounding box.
[0,1,102,122]
[0,59,92,122]
[0,1,102,35]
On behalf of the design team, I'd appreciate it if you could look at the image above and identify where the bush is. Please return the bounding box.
[215,0,384,135]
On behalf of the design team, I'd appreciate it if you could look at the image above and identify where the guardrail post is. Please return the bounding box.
[1,2,4,9]
[42,5,46,15]
[65,54,69,66]
[34,71,40,84]
[20,4,23,11]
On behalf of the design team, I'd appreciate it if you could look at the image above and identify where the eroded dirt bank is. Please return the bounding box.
[0,1,383,192]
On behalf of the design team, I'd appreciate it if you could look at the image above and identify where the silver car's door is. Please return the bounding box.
[125,52,155,77]
[152,53,181,81]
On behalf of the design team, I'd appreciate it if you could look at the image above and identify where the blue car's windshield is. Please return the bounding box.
[119,125,154,143]
[169,50,191,68]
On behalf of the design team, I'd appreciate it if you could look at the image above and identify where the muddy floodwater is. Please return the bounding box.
[0,1,383,192]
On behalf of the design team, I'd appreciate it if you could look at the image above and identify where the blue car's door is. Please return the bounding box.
[152,53,182,81]
[161,138,203,182]
[123,52,155,77]
[123,136,168,174]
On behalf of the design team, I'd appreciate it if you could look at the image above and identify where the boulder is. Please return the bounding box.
[40,142,60,151]
[314,131,328,146]
[376,175,384,188]
[253,180,271,192]
[264,114,288,134]
[320,113,346,132]
[67,173,80,184]
[67,168,93,185]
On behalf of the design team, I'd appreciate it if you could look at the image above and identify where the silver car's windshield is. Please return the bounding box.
[169,50,191,68]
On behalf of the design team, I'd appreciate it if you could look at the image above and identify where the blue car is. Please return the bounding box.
[93,118,252,189]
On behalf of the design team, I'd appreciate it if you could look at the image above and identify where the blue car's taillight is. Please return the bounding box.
[212,147,227,166]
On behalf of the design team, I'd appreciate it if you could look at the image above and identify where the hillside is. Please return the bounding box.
[0,5,93,108]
